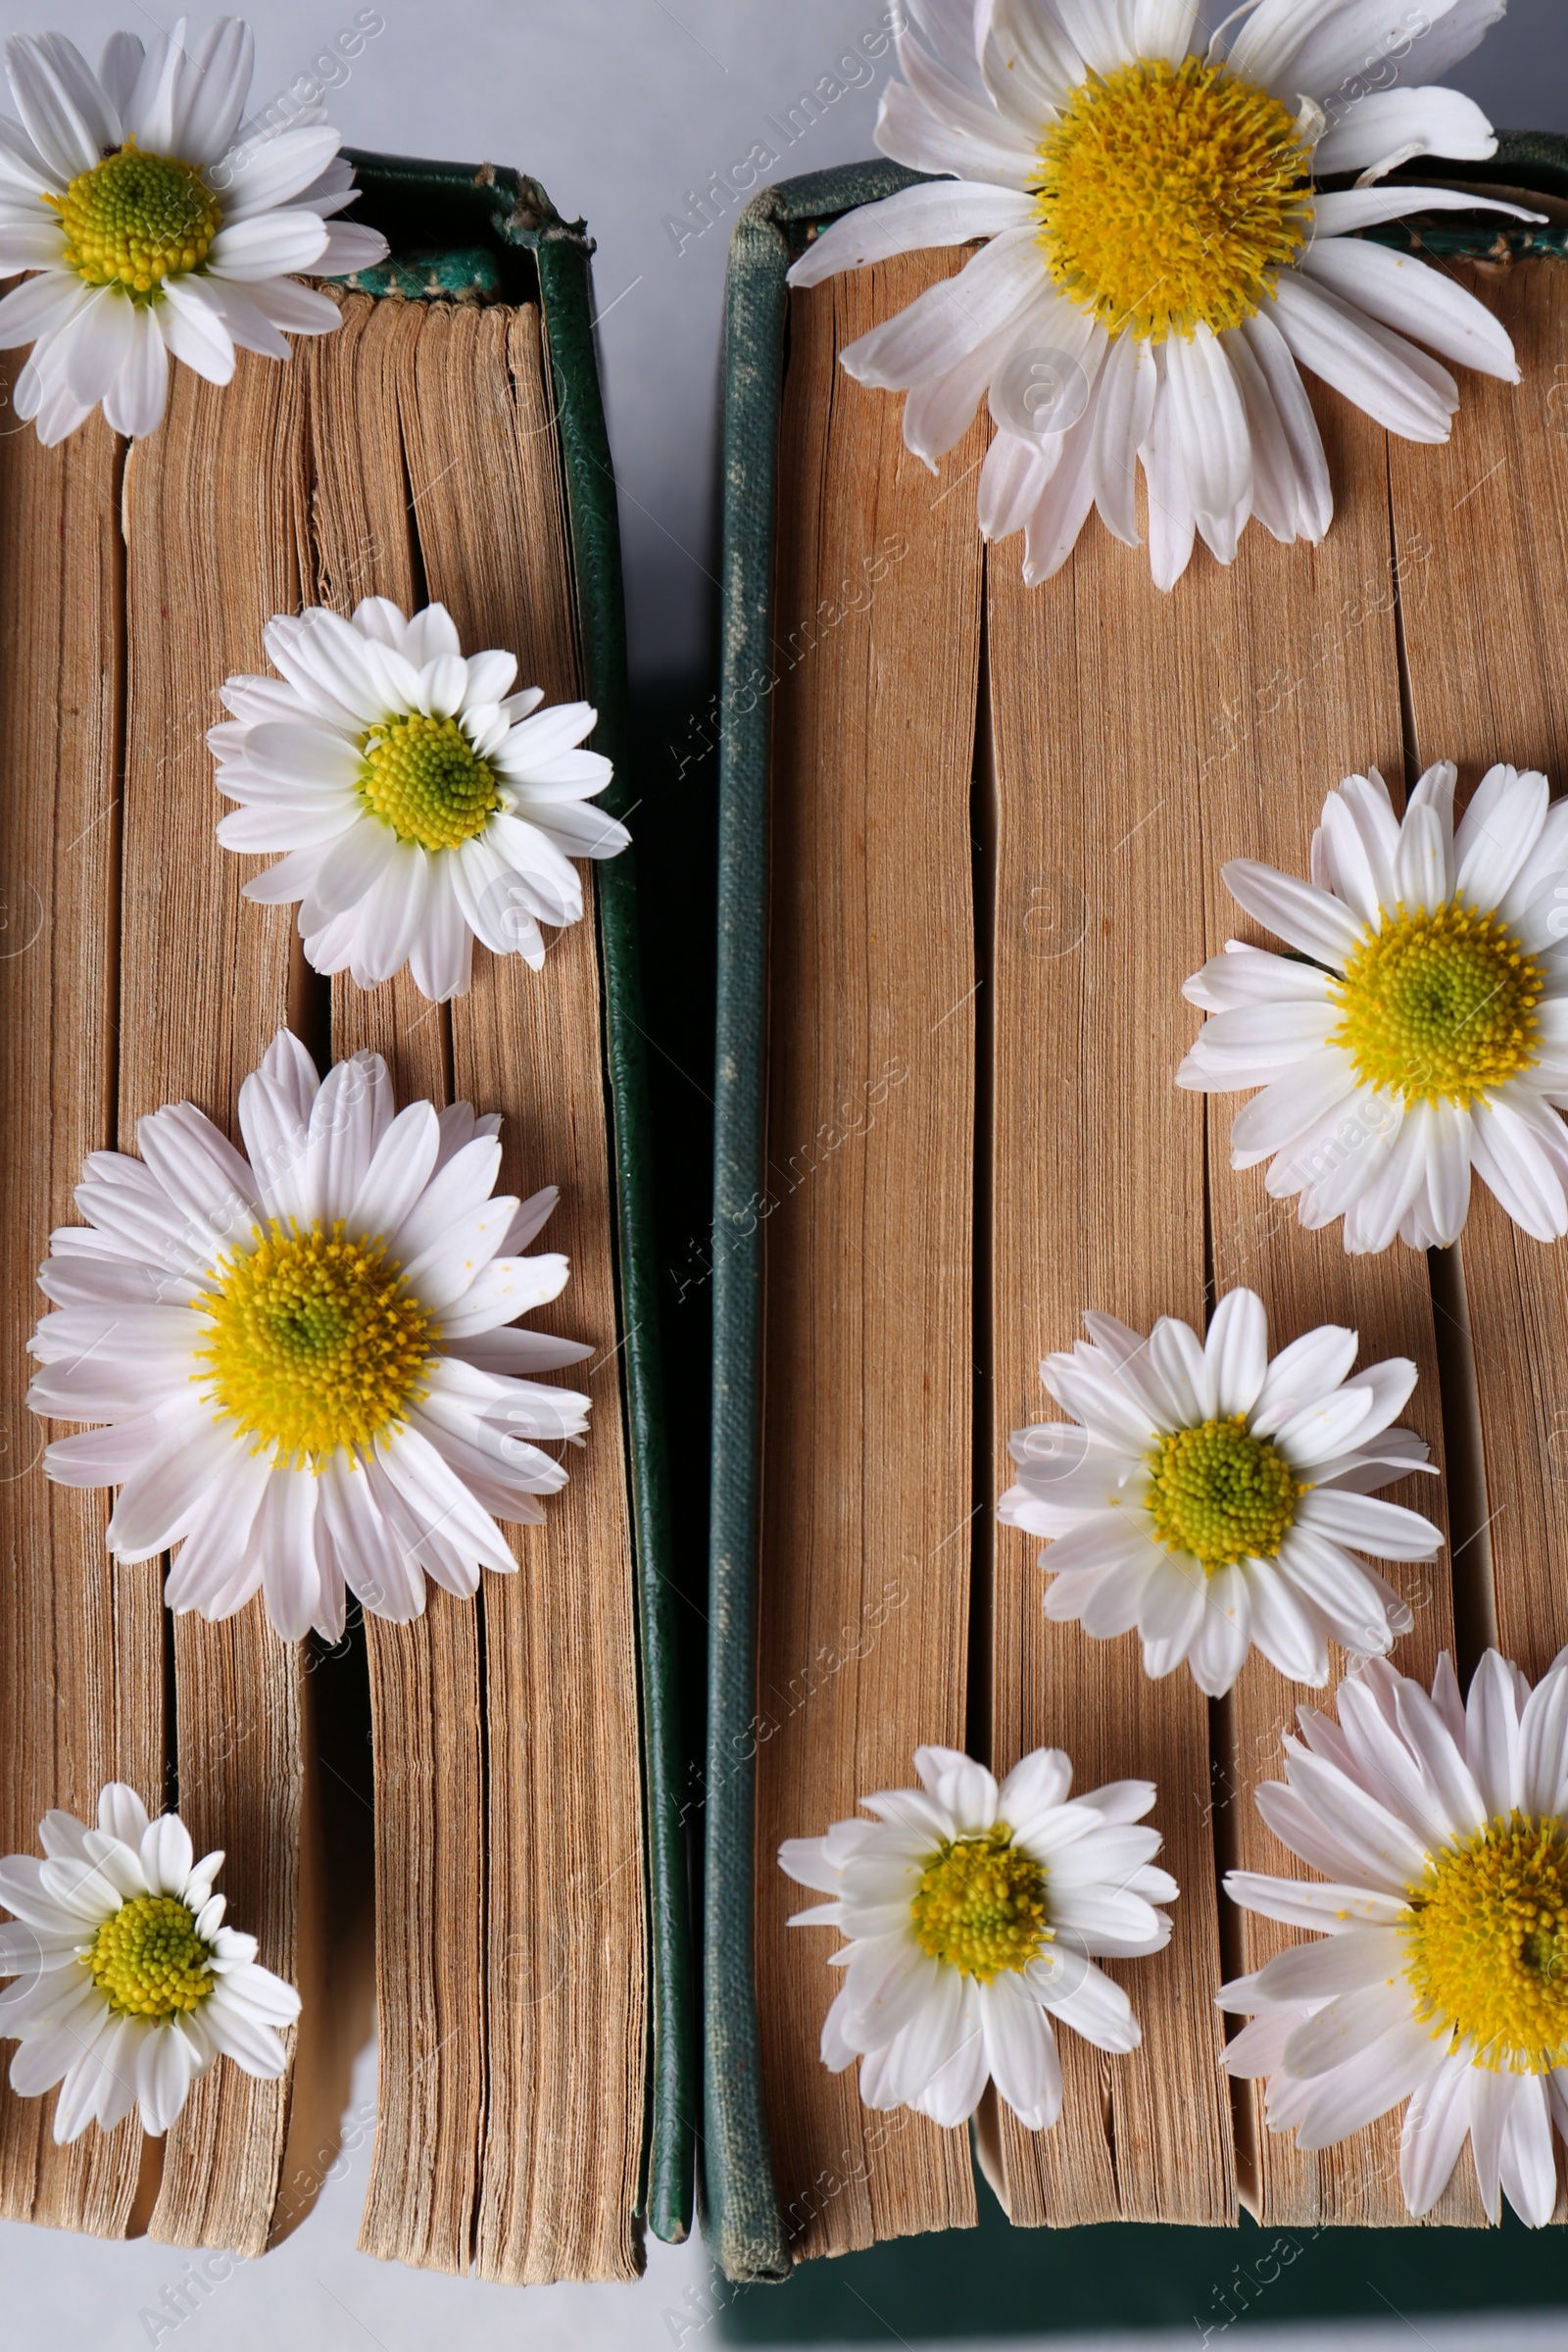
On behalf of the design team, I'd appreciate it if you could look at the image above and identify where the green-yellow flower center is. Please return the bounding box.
[1330,900,1544,1108]
[45,142,222,301]
[194,1219,438,1467]
[1145,1414,1302,1573]
[1034,57,1312,340]
[358,711,500,851]
[908,1823,1050,1983]
[87,1892,213,2020]
[1404,1814,1568,2073]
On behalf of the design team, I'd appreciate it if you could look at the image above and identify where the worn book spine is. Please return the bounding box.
[710,144,1568,2271]
[706,161,921,2288]
[754,248,988,2262]
[0,156,692,2261]
[983,517,1236,2230]
[292,278,651,2283]
[0,409,164,2242]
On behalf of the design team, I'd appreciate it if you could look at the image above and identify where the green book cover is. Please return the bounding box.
[703,134,1568,2287]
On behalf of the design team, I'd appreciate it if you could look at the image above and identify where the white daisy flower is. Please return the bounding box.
[998,1287,1442,1697]
[1221,1648,1568,2228]
[779,1743,1175,2131]
[26,1029,593,1642]
[787,0,1538,589]
[1179,760,1568,1253]
[210,598,630,1003]
[0,17,387,445]
[0,1781,299,2142]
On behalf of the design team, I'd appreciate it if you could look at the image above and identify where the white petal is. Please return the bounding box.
[207,208,328,281]
[841,227,1047,391]
[1254,1775,1413,1897]
[1314,84,1502,179]
[1499,2073,1558,2229]
[310,211,384,275]
[980,438,1061,570]
[219,125,340,219]
[1221,858,1362,966]
[1519,1658,1568,1820]
[376,1424,514,1579]
[1254,1925,1405,2004]
[977,0,1087,116]
[6,34,108,178]
[1091,329,1157,547]
[1465,1648,1523,1818]
[787,177,1036,287]
[1470,1098,1568,1243]
[1268,270,1456,443]
[997,1747,1073,1828]
[1300,237,1519,386]
[0,268,91,349]
[1399,2051,1474,2216]
[1233,0,1491,98]
[1311,186,1540,239]
[1246,1555,1332,1686]
[1259,1336,1372,1439]
[979,1973,1061,2131]
[139,1813,193,1899]
[1224,1869,1408,1934]
[1295,1486,1441,1560]
[874,60,1036,189]
[1018,340,1109,583]
[317,1454,425,1622]
[1224,1054,1359,1167]
[136,2018,199,2135]
[1163,322,1250,524]
[1188,1561,1252,1697]
[0,218,68,274]
[1036,1954,1139,2053]
[172,17,253,165]
[256,1466,320,1642]
[1455,762,1549,906]
[1280,2014,1445,2150]
[106,1416,246,1563]
[1138,354,1196,590]
[346,1101,441,1242]
[100,300,169,437]
[156,274,235,386]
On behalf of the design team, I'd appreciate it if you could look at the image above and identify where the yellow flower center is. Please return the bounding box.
[1404,1814,1568,2073]
[45,142,222,301]
[194,1219,438,1468]
[1145,1415,1302,1573]
[1034,57,1312,340]
[358,711,500,851]
[1330,901,1544,1108]
[908,1823,1050,1983]
[87,1892,213,2020]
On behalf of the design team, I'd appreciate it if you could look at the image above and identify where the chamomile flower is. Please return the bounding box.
[998,1288,1442,1696]
[0,18,387,445]
[210,598,629,1002]
[0,1782,299,2142]
[787,0,1535,588]
[1222,1649,1568,2227]
[780,1743,1175,2131]
[1179,761,1568,1252]
[26,1030,593,1642]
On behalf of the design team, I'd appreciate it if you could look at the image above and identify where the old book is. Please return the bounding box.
[706,143,1568,2277]
[0,157,691,2276]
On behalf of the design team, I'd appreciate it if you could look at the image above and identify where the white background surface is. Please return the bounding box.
[3,4,1568,2345]
[4,0,1565,685]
